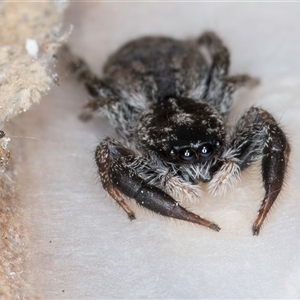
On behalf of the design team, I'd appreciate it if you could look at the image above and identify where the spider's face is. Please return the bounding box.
[136,97,225,164]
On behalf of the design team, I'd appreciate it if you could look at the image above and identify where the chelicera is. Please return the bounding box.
[66,31,290,235]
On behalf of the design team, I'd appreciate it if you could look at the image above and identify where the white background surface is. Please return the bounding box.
[8,3,300,298]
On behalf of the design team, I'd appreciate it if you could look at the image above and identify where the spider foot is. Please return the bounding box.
[128,212,136,221]
[209,223,221,232]
[228,74,260,88]
[252,224,261,236]
[79,110,93,122]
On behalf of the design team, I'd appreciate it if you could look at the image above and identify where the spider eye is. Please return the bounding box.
[199,144,214,159]
[169,149,176,156]
[179,148,195,162]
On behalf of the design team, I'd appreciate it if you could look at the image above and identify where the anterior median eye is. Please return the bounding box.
[199,144,214,158]
[179,148,195,162]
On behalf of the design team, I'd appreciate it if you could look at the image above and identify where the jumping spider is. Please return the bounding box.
[67,31,290,235]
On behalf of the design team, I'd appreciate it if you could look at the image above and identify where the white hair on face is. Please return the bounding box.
[165,175,202,203]
[207,148,242,197]
[208,160,241,197]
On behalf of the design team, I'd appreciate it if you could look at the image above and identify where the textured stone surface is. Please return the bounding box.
[0,2,67,298]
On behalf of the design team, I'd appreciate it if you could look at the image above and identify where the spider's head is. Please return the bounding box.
[136,97,225,164]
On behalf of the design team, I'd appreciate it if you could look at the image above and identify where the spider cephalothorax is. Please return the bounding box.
[136,97,225,162]
[66,31,290,235]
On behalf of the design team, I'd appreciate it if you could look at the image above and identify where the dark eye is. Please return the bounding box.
[169,149,177,157]
[199,144,214,159]
[179,148,195,162]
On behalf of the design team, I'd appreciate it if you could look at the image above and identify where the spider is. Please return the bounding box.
[66,31,290,235]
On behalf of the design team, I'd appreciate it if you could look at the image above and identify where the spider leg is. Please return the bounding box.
[218,75,260,118]
[62,45,117,118]
[197,32,259,116]
[197,31,230,104]
[96,138,220,231]
[209,107,290,235]
[63,46,142,138]
[95,138,136,219]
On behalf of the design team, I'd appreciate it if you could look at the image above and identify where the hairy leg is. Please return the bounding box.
[208,107,290,235]
[198,32,259,117]
[96,138,220,231]
[197,31,230,106]
[62,46,142,138]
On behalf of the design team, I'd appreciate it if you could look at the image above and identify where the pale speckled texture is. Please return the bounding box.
[0,2,67,298]
[0,2,68,123]
[7,2,300,298]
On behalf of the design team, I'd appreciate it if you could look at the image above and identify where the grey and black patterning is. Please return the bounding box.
[66,31,290,235]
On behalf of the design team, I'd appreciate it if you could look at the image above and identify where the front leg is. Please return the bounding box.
[209,107,290,235]
[96,138,220,231]
[252,113,290,235]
